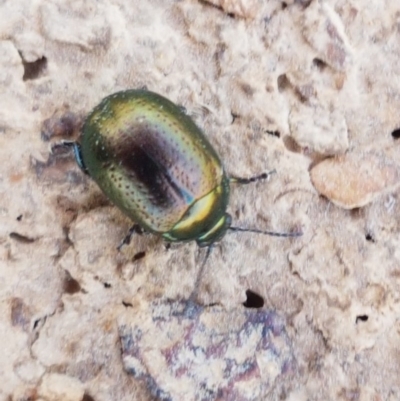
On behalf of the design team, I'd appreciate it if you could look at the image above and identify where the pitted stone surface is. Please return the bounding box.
[1,0,400,400]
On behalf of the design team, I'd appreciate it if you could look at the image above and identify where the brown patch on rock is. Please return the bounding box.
[310,152,400,209]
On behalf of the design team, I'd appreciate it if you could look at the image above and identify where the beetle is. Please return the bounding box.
[59,89,300,251]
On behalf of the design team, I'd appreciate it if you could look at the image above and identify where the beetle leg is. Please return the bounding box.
[229,169,276,185]
[117,224,145,251]
[187,245,214,304]
[52,140,90,175]
[229,225,303,237]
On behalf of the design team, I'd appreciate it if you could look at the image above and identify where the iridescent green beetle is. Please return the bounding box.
[63,90,300,248]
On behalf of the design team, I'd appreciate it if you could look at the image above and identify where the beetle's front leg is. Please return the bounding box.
[229,169,276,185]
[117,224,145,251]
[51,140,90,175]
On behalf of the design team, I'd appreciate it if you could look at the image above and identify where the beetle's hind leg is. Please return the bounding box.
[117,224,145,251]
[229,169,276,185]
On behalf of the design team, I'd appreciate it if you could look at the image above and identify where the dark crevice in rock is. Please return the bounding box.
[9,232,36,244]
[391,128,400,139]
[356,315,368,323]
[312,58,328,70]
[63,270,81,294]
[133,251,146,262]
[365,233,375,243]
[243,290,264,308]
[19,52,48,81]
[266,130,280,138]
[82,393,96,401]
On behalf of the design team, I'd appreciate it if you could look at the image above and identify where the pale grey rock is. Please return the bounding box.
[14,358,46,384]
[120,301,295,401]
[38,373,84,401]
[40,1,111,50]
[1,0,400,400]
[289,104,349,155]
[302,1,353,71]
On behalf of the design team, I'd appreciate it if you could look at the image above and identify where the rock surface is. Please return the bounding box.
[1,0,400,400]
[120,301,295,401]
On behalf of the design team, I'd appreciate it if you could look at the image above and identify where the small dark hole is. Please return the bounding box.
[277,74,290,92]
[165,243,171,250]
[231,112,239,124]
[356,315,368,323]
[133,251,146,262]
[63,270,81,294]
[243,290,264,309]
[282,136,302,153]
[365,233,375,242]
[266,130,280,138]
[22,56,47,81]
[350,207,363,219]
[16,214,23,221]
[33,318,41,330]
[82,393,95,401]
[122,301,133,308]
[312,58,327,70]
[281,2,288,9]
[391,128,400,139]
[103,282,111,288]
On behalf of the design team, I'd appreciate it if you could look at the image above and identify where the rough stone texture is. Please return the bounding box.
[119,301,295,401]
[311,149,400,208]
[1,0,400,400]
[289,103,349,155]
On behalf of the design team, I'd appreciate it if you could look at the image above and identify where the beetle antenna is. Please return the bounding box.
[229,226,303,237]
